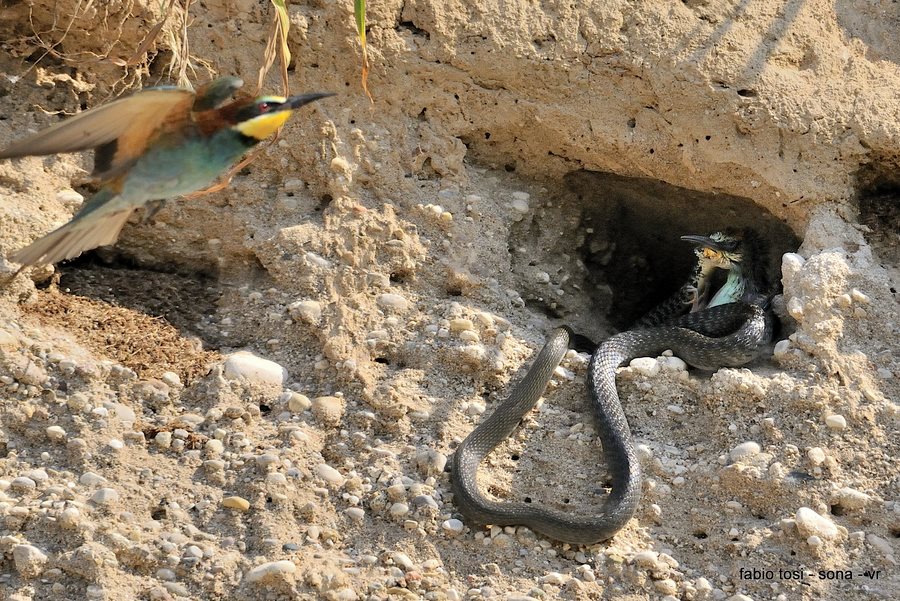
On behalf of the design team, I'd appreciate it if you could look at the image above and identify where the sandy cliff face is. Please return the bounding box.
[0,1,897,600]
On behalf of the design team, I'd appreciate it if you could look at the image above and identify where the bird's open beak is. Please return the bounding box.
[680,234,729,252]
[279,92,336,111]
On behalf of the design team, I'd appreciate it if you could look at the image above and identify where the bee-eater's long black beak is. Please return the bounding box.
[680,234,728,252]
[281,92,336,111]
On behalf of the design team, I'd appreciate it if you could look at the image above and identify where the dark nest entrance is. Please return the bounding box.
[509,170,801,336]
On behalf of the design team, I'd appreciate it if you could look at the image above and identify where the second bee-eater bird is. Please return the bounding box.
[0,77,333,268]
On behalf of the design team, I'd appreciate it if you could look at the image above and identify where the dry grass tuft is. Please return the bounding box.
[22,288,220,383]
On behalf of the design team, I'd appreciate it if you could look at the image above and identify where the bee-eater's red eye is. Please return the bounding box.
[258,102,270,112]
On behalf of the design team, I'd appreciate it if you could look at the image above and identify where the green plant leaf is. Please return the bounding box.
[354,0,373,102]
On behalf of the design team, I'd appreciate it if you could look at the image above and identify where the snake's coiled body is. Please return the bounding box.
[451,301,774,544]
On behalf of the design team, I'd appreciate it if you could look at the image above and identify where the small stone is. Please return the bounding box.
[442,519,465,534]
[58,507,80,528]
[850,289,870,304]
[389,503,410,517]
[56,189,84,206]
[311,395,345,426]
[288,300,323,323]
[787,297,804,320]
[633,550,661,569]
[79,472,107,486]
[161,371,181,388]
[256,453,280,469]
[629,357,660,377]
[223,496,251,511]
[510,198,530,214]
[91,488,119,505]
[726,595,754,601]
[465,401,486,416]
[824,414,846,431]
[286,392,311,412]
[416,448,448,475]
[807,447,826,465]
[245,560,297,583]
[412,494,438,511]
[11,476,37,491]
[205,439,224,455]
[660,356,687,371]
[376,293,409,312]
[866,534,897,561]
[46,426,67,441]
[773,340,791,357]
[392,552,414,570]
[541,571,568,585]
[344,507,365,521]
[654,579,678,595]
[316,464,345,486]
[834,487,871,510]
[154,431,173,449]
[795,507,839,540]
[449,318,474,333]
[223,352,287,387]
[729,441,761,462]
[13,544,49,578]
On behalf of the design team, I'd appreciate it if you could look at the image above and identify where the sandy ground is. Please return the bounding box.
[0,1,898,600]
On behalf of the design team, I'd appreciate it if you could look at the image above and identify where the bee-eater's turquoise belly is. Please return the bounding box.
[118,133,249,204]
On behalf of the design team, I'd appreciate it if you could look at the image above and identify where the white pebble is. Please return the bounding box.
[834,487,871,510]
[316,464,345,486]
[161,371,181,388]
[392,552,414,570]
[807,447,826,465]
[79,472,107,486]
[376,293,409,312]
[11,477,36,491]
[286,392,311,412]
[824,414,846,430]
[205,439,224,455]
[465,401,486,416]
[629,357,660,377]
[660,356,687,371]
[773,340,791,357]
[389,503,410,517]
[850,289,869,304]
[633,551,662,569]
[511,198,530,214]
[91,488,120,505]
[781,252,805,276]
[442,519,465,534]
[245,560,297,583]
[56,189,84,205]
[155,431,173,449]
[12,544,48,577]
[541,571,569,585]
[729,441,761,462]
[288,300,323,323]
[787,297,804,320]
[46,426,67,441]
[58,507,80,528]
[345,507,365,521]
[795,507,839,539]
[223,352,287,387]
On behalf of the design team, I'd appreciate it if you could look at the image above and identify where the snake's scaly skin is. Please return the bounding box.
[451,302,774,544]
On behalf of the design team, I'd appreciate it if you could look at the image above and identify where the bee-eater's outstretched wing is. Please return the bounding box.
[0,88,195,161]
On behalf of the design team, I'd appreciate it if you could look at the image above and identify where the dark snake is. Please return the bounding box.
[451,255,775,544]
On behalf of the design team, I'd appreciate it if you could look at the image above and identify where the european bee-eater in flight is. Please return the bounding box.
[0,77,333,268]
